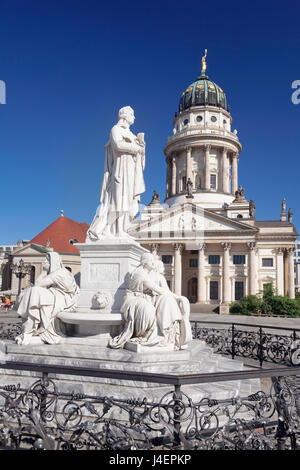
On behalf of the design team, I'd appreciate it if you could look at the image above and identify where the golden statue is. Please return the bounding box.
[201,49,207,75]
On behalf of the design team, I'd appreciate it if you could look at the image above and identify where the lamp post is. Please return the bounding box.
[10,259,32,298]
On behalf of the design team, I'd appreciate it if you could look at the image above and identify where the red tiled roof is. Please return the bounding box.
[30,216,89,254]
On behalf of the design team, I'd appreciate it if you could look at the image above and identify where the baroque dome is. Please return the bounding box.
[178,74,228,113]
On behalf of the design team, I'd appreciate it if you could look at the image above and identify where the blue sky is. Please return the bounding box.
[1,0,300,244]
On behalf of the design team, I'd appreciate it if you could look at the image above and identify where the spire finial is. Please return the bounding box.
[60,209,64,217]
[201,49,208,75]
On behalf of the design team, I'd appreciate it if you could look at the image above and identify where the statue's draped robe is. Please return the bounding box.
[150,271,192,349]
[88,124,145,239]
[18,254,79,344]
[109,266,158,349]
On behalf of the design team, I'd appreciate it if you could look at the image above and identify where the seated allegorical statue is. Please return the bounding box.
[109,253,192,351]
[150,259,192,350]
[16,252,79,346]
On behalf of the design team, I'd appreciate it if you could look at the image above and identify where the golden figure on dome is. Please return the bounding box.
[201,49,207,75]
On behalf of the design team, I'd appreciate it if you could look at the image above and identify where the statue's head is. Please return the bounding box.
[140,252,155,271]
[43,252,63,273]
[118,106,135,126]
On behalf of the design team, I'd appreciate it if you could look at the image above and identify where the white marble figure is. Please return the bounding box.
[109,253,192,350]
[150,259,192,349]
[16,252,79,345]
[87,106,146,240]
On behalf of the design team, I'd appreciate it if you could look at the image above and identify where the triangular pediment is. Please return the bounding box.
[12,243,53,257]
[131,203,258,238]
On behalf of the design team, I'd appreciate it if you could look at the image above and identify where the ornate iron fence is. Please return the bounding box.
[0,361,300,450]
[0,322,22,341]
[191,321,300,367]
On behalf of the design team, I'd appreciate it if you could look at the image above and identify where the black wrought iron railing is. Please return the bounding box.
[191,321,300,367]
[0,361,299,450]
[1,320,300,449]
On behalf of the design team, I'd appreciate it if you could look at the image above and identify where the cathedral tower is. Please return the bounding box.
[164,53,242,209]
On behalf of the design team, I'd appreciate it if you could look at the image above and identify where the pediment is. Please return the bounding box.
[12,243,52,257]
[131,203,257,238]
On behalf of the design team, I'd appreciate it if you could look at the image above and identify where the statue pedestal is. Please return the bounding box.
[58,239,148,345]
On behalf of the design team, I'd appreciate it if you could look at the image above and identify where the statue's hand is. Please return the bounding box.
[115,177,121,183]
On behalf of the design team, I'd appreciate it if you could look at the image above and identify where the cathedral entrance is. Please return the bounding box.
[188,277,198,303]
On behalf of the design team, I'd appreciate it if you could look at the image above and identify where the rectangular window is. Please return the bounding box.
[262,258,273,267]
[235,281,244,300]
[189,259,198,268]
[190,250,198,254]
[210,174,216,189]
[162,255,173,265]
[233,255,245,265]
[210,281,219,300]
[209,255,220,265]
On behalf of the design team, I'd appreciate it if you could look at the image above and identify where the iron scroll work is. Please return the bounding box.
[191,321,300,367]
[0,363,299,450]
[1,321,300,449]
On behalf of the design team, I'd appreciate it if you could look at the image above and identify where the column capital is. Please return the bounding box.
[198,242,206,251]
[285,247,294,256]
[275,247,285,255]
[185,145,192,152]
[247,242,256,250]
[174,243,184,253]
[221,146,228,155]
[232,151,239,159]
[204,144,211,152]
[221,242,231,251]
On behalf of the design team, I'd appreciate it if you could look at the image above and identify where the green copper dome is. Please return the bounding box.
[179,75,228,113]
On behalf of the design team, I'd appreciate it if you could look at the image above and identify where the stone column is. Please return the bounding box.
[221,242,231,304]
[185,146,192,182]
[276,248,284,296]
[204,144,211,190]
[197,243,206,303]
[232,153,238,195]
[221,147,227,193]
[287,247,295,298]
[166,160,171,199]
[174,243,183,296]
[247,242,257,295]
[171,157,177,196]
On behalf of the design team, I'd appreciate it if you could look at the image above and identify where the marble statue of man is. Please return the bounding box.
[16,252,79,345]
[87,106,146,240]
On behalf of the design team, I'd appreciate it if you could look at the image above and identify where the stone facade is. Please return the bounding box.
[129,71,298,308]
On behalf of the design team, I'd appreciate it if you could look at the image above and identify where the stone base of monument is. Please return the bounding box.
[55,239,147,344]
[75,239,148,313]
[0,339,260,402]
[57,311,123,346]
[0,339,261,433]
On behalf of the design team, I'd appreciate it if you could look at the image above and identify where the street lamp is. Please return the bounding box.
[10,259,32,297]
